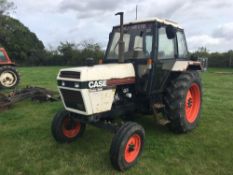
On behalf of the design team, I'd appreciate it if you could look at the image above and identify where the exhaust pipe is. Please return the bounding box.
[115,12,125,63]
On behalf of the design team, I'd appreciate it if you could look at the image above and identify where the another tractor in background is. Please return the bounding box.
[0,48,20,88]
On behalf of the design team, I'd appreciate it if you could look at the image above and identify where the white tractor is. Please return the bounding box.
[51,12,205,171]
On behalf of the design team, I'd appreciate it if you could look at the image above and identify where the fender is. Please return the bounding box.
[162,60,203,71]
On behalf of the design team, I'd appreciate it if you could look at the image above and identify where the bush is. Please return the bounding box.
[193,48,233,68]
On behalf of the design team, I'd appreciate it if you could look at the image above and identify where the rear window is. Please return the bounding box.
[0,51,7,62]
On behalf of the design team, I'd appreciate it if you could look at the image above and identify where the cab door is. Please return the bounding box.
[149,25,177,94]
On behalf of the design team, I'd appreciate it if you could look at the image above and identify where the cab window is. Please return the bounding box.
[0,51,7,62]
[106,23,154,60]
[108,32,130,58]
[177,31,188,58]
[158,27,175,59]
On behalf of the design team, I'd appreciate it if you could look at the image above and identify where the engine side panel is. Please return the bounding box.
[57,63,136,116]
[58,63,135,82]
[89,89,116,114]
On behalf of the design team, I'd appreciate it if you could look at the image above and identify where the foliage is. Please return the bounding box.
[0,15,45,64]
[0,0,15,15]
[44,41,104,66]
[193,47,233,68]
[0,15,104,66]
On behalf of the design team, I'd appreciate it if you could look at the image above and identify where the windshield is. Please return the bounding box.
[106,23,153,60]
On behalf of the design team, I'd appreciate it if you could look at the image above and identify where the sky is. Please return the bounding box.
[11,0,233,52]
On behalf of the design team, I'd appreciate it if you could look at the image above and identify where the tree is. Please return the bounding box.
[0,0,15,15]
[0,15,45,64]
[192,47,233,68]
[57,42,76,65]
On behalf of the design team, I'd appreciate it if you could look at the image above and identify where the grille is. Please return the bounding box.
[60,89,86,112]
[60,71,80,79]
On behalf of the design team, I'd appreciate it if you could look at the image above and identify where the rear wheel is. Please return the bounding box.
[110,122,145,171]
[51,110,86,143]
[0,66,20,88]
[164,71,202,133]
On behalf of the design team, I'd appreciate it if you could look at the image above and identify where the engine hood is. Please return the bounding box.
[57,63,135,82]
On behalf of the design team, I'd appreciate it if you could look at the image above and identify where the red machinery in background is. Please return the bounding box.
[0,48,20,88]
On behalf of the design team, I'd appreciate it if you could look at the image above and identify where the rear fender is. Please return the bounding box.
[163,61,203,72]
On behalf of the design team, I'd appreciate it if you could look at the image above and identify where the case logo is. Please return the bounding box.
[88,80,107,89]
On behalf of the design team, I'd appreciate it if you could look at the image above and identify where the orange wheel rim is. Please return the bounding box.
[185,83,201,123]
[62,117,81,138]
[124,134,141,163]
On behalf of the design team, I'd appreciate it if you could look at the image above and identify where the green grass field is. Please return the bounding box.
[0,67,233,175]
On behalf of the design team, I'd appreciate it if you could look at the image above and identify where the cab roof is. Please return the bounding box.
[115,17,183,29]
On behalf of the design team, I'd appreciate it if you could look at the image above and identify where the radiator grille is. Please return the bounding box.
[60,71,80,79]
[60,89,85,112]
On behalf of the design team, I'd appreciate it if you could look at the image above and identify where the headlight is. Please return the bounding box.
[74,82,80,88]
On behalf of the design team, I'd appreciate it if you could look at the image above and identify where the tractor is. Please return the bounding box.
[0,48,20,88]
[51,12,204,171]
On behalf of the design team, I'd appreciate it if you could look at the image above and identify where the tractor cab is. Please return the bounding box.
[104,14,201,97]
[105,22,153,84]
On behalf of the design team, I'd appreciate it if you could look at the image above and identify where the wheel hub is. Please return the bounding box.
[185,83,201,123]
[0,71,16,87]
[65,120,75,130]
[124,134,141,163]
[187,97,193,108]
[128,144,135,152]
[62,117,81,138]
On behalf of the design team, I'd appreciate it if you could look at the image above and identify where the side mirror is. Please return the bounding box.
[166,25,176,39]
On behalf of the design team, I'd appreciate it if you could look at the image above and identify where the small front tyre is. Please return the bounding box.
[51,110,86,143]
[110,122,145,171]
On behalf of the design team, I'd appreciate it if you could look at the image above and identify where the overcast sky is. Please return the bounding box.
[11,0,233,52]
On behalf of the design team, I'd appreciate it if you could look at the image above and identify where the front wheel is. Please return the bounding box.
[51,110,86,143]
[110,122,145,171]
[164,71,202,133]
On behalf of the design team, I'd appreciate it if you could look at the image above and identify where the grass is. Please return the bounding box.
[0,67,233,175]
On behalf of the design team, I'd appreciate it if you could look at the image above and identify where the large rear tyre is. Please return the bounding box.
[110,122,145,171]
[164,71,202,133]
[51,110,86,143]
[0,66,20,88]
